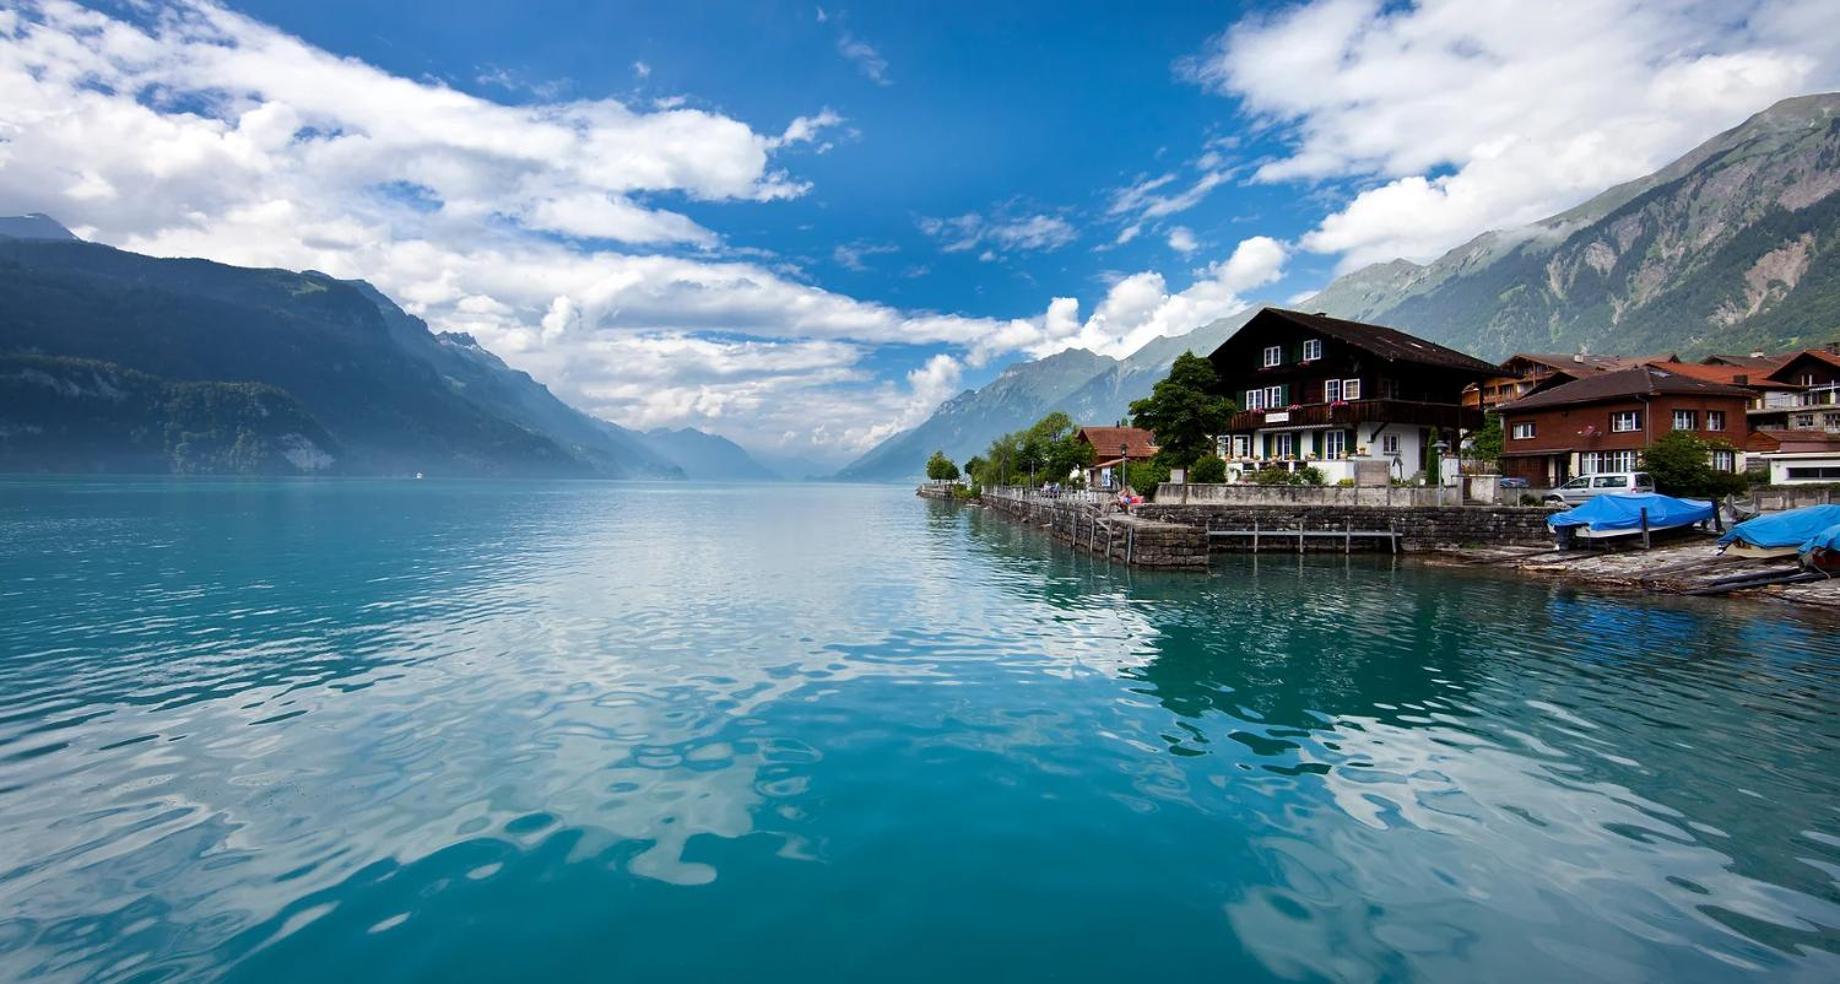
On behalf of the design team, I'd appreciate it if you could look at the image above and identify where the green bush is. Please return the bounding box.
[1125,459,1171,497]
[1642,432,1747,498]
[1188,456,1227,483]
[1298,466,1326,486]
[1335,478,1355,488]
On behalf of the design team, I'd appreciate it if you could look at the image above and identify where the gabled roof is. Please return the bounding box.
[1504,352,1627,375]
[1766,348,1840,382]
[1076,426,1157,458]
[1746,429,1840,453]
[1704,352,1792,370]
[1498,365,1753,412]
[1227,308,1499,375]
[1650,361,1774,388]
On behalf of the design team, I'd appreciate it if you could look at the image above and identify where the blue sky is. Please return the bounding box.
[3,1,1836,463]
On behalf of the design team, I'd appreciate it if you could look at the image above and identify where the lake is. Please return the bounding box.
[0,478,1836,982]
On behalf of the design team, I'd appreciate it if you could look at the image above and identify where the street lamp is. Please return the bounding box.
[1120,442,1130,490]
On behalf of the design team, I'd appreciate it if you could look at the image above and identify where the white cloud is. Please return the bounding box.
[918,209,1078,255]
[973,236,1288,363]
[836,33,889,85]
[1166,226,1198,254]
[1187,0,1840,270]
[832,240,899,271]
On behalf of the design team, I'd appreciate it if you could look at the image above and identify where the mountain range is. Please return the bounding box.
[838,92,1840,481]
[0,219,783,479]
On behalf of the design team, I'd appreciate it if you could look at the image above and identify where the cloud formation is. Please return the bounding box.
[1189,0,1840,270]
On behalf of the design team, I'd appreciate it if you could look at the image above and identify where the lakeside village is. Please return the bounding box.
[918,307,1840,608]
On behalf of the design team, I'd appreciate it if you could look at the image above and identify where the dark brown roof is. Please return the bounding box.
[1247,308,1500,375]
[1497,365,1754,412]
[1076,426,1157,458]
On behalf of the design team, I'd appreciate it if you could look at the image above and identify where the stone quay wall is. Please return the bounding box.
[980,492,1209,570]
[1136,502,1556,553]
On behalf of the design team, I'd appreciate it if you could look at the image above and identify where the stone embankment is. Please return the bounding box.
[977,491,1209,570]
[1137,503,1555,552]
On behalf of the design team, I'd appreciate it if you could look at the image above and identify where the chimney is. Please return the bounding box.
[1749,351,1765,358]
[1572,353,1585,364]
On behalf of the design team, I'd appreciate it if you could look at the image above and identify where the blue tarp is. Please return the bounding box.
[1549,492,1713,533]
[1802,522,1840,556]
[1717,504,1840,549]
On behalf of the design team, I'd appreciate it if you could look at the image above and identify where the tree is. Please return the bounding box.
[1128,352,1237,467]
[964,455,986,485]
[925,450,960,482]
[1643,431,1747,498]
[1469,413,1504,466]
[1189,456,1227,483]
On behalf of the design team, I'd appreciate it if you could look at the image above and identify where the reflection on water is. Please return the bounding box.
[0,478,1835,982]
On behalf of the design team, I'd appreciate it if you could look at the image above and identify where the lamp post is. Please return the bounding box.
[1120,442,1130,491]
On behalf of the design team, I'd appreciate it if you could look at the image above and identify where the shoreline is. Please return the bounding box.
[1417,539,1840,610]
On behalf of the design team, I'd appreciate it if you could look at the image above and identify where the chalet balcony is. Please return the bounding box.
[1226,398,1482,433]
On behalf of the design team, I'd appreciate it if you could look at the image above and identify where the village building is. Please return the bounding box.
[1751,347,1840,433]
[1073,425,1157,490]
[1745,429,1840,484]
[1494,365,1752,486]
[1464,352,1673,410]
[1206,308,1497,485]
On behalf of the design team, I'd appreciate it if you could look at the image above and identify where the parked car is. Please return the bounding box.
[1543,472,1655,505]
[1499,476,1530,489]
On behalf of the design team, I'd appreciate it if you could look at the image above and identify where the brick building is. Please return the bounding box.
[1495,365,1751,485]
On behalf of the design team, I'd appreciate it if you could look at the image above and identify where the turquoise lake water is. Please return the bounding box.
[0,478,1836,982]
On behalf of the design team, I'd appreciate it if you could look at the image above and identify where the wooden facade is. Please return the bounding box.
[1496,366,1751,485]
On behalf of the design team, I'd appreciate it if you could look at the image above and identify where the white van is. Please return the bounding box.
[1544,472,1655,506]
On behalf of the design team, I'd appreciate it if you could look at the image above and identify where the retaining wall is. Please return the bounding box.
[1136,502,1556,552]
[981,493,1209,570]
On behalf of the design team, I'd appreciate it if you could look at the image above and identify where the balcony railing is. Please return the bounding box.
[1226,398,1481,433]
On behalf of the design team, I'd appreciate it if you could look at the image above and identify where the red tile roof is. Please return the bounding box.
[1076,426,1157,458]
[1652,361,1770,387]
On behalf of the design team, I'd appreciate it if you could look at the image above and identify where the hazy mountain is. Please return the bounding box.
[0,230,683,478]
[755,451,844,481]
[1303,92,1840,358]
[842,92,1840,482]
[637,427,778,481]
[834,346,1118,481]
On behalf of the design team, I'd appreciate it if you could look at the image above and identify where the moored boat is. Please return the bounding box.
[1548,492,1714,543]
[1718,504,1840,569]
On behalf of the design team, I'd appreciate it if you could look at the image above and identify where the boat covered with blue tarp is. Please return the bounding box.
[1549,492,1714,539]
[1717,504,1840,551]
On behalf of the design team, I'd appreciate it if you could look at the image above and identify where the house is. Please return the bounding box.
[1702,351,1792,371]
[1745,429,1840,484]
[1465,352,1680,410]
[1207,308,1497,485]
[1074,425,1156,490]
[1495,365,1752,486]
[1752,347,1840,433]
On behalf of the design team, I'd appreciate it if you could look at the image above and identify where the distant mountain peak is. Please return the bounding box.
[0,213,78,241]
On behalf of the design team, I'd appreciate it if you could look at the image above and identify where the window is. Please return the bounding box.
[1381,433,1401,455]
[1584,450,1638,473]
[1710,449,1736,472]
[1324,379,1342,402]
[1342,378,1362,400]
[1511,422,1535,440]
[1672,409,1697,430]
[1302,338,1322,361]
[1611,410,1641,433]
[1266,385,1284,408]
[1377,378,1400,400]
[1706,410,1725,431]
[1787,466,1840,480]
[1231,435,1251,459]
[1593,475,1627,488]
[1826,413,1840,430]
[1263,345,1282,368]
[1323,430,1347,457]
[1795,413,1816,429]
[1274,433,1294,457]
[1246,389,1265,410]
